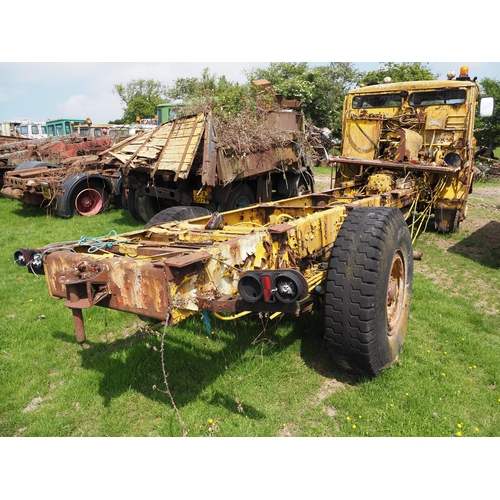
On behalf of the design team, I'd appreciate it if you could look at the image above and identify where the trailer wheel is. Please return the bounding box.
[72,182,109,216]
[14,161,60,171]
[222,184,255,211]
[324,207,413,377]
[127,188,142,221]
[145,206,212,228]
[296,170,315,196]
[136,195,163,223]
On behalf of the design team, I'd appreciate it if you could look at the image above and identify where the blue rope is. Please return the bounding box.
[202,310,213,338]
[38,230,120,257]
[78,230,119,253]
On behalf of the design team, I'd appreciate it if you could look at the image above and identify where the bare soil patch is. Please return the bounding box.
[415,184,500,315]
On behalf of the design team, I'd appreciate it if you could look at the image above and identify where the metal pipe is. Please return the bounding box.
[66,284,86,343]
[72,309,86,344]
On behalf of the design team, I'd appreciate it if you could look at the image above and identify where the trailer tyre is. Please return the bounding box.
[222,184,255,211]
[14,161,59,171]
[296,170,315,196]
[137,195,163,223]
[324,207,413,377]
[127,188,142,221]
[145,206,212,228]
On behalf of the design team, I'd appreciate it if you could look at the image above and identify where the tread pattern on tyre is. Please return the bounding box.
[324,207,413,377]
[127,188,142,221]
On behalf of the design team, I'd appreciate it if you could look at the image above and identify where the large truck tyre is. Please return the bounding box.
[14,161,60,171]
[136,195,163,224]
[145,206,212,228]
[57,176,112,217]
[324,207,413,377]
[221,184,255,211]
[126,188,142,221]
[126,186,163,223]
[296,170,315,196]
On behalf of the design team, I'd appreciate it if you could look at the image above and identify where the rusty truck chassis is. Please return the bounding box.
[16,169,427,344]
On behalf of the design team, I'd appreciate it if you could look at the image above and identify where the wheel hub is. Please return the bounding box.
[75,188,103,216]
[386,251,405,336]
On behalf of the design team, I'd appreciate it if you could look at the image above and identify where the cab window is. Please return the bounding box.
[352,93,402,109]
[409,90,466,106]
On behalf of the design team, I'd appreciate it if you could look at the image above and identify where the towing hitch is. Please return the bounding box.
[59,260,110,343]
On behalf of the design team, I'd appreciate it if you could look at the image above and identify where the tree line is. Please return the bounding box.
[110,62,500,150]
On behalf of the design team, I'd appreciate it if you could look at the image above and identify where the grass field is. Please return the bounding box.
[1,182,499,439]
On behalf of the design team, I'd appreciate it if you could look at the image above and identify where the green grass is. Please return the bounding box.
[1,186,499,437]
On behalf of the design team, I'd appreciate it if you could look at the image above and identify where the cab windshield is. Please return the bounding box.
[409,89,466,106]
[352,93,402,109]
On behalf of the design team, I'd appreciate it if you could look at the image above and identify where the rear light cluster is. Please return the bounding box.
[238,270,308,304]
[14,248,44,274]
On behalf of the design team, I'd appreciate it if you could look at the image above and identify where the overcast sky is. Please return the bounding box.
[2,61,500,125]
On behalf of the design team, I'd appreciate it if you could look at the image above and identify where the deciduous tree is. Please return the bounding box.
[361,62,437,84]
[475,78,500,150]
[112,79,168,123]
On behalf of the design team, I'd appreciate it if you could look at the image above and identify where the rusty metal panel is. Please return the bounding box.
[201,116,217,186]
[265,111,303,131]
[216,147,298,185]
[44,251,171,321]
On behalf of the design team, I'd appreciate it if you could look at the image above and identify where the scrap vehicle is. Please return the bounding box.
[112,105,319,223]
[156,102,185,124]
[13,67,494,377]
[45,118,88,137]
[1,120,47,140]
[16,120,47,139]
[0,132,115,215]
[1,120,25,137]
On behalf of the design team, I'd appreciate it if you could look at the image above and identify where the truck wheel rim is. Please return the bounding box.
[75,188,103,216]
[386,251,405,336]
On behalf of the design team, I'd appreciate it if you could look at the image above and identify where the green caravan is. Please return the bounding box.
[46,118,88,136]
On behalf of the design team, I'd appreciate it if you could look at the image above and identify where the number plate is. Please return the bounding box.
[41,186,52,199]
[193,190,209,204]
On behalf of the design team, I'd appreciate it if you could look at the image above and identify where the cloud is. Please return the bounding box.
[53,94,88,118]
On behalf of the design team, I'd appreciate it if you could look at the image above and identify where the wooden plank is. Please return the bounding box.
[155,114,206,180]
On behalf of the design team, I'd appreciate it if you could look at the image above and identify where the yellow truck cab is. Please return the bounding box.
[334,66,493,231]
